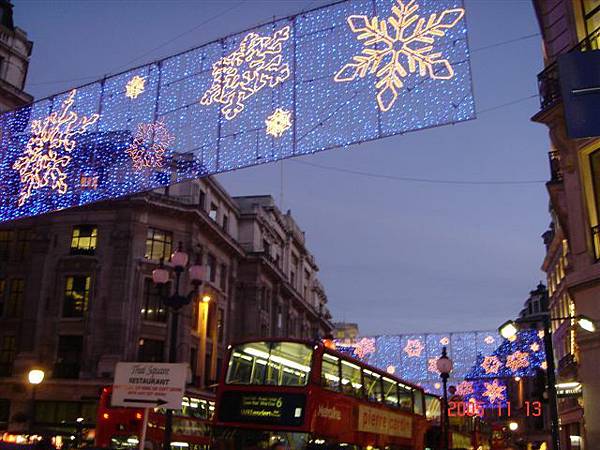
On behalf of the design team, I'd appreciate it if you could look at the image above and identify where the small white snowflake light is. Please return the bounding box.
[125,75,146,99]
[386,365,396,374]
[265,108,292,138]
[484,335,495,345]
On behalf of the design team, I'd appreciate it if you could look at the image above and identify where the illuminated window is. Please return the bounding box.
[5,279,24,318]
[414,389,425,415]
[589,149,600,259]
[321,353,340,391]
[70,225,97,255]
[209,203,218,221]
[0,335,16,377]
[341,359,362,397]
[0,230,11,260]
[140,278,167,322]
[582,0,600,48]
[382,377,399,407]
[363,369,383,403]
[63,276,90,318]
[145,228,172,261]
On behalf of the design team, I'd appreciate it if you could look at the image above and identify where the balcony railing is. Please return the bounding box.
[537,25,600,111]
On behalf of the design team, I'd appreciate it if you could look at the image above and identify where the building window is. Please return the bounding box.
[54,336,82,379]
[145,228,173,261]
[204,352,212,385]
[14,230,30,261]
[209,203,218,221]
[589,150,600,259]
[263,240,271,257]
[138,339,164,362]
[190,347,198,380]
[199,190,206,210]
[223,214,229,233]
[219,264,227,292]
[0,230,11,260]
[5,279,24,318]
[207,254,216,283]
[141,278,167,322]
[217,307,224,342]
[0,398,9,431]
[63,276,90,318]
[70,225,97,255]
[0,336,16,377]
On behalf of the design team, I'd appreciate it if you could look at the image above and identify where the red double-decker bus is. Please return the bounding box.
[95,386,215,450]
[213,339,429,449]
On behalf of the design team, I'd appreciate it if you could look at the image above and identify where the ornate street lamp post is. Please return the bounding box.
[436,347,453,450]
[499,313,596,450]
[152,243,204,450]
[27,369,45,435]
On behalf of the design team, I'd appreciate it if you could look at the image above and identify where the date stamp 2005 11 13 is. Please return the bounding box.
[447,401,542,418]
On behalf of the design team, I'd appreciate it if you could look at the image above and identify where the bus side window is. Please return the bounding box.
[341,360,362,397]
[413,389,425,415]
[398,382,414,412]
[382,377,399,407]
[321,353,340,391]
[363,369,382,403]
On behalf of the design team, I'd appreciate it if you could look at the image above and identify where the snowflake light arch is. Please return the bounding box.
[0,0,473,223]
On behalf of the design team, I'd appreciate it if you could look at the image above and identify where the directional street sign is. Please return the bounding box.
[112,362,187,410]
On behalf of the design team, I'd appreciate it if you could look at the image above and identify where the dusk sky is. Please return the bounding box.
[17,0,549,335]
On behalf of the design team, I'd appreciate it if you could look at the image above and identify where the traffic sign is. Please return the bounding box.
[112,362,187,410]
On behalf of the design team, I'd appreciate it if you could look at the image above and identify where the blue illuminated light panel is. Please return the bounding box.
[0,0,474,223]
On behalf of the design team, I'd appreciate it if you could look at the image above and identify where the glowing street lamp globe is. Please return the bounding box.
[28,369,45,385]
[499,320,519,340]
[578,315,596,333]
[152,266,169,285]
[171,246,189,269]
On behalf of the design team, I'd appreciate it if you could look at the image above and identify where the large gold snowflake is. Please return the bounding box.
[12,89,99,206]
[506,351,530,372]
[334,0,465,112]
[265,108,292,137]
[482,379,506,403]
[201,26,291,120]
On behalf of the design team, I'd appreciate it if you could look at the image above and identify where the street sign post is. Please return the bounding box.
[112,362,187,410]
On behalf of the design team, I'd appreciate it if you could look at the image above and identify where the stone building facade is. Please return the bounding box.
[532,0,600,446]
[0,0,32,112]
[0,178,333,435]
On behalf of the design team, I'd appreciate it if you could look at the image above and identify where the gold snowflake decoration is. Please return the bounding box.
[386,365,396,374]
[201,26,291,120]
[12,89,99,206]
[334,0,465,112]
[484,335,495,345]
[506,351,530,372]
[125,75,146,99]
[403,339,424,357]
[483,379,506,403]
[265,108,292,137]
[427,358,440,374]
[439,336,450,345]
[530,342,540,352]
[354,337,376,359]
[481,355,501,374]
[126,121,174,170]
[541,361,547,370]
[456,381,474,397]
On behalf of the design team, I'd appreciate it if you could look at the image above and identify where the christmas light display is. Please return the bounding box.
[481,379,506,403]
[354,337,377,358]
[484,335,495,345]
[12,90,99,207]
[200,25,291,120]
[334,0,465,112]
[125,75,146,99]
[456,380,473,396]
[265,108,292,137]
[126,121,174,170]
[530,342,540,352]
[505,350,530,372]
[335,331,500,395]
[0,0,473,223]
[404,339,425,357]
[481,355,501,374]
